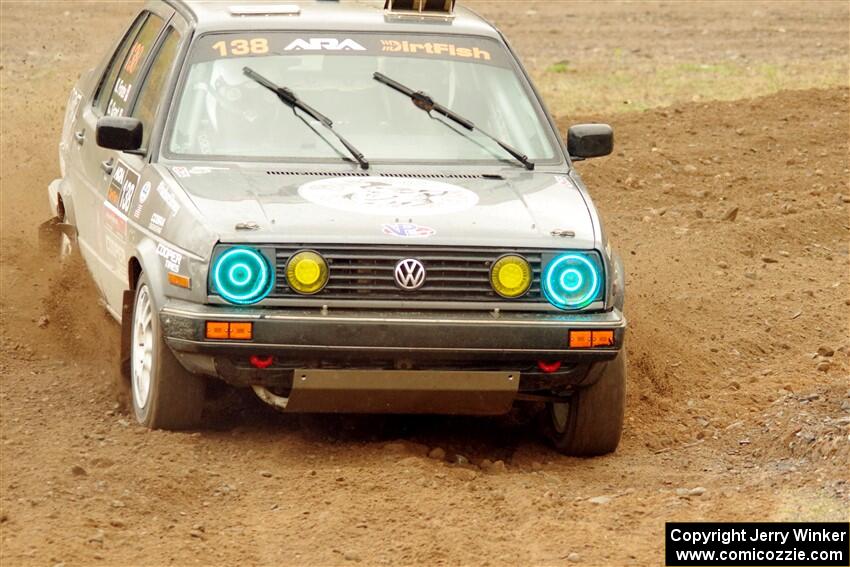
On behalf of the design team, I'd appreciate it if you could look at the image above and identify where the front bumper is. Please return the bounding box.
[160,301,624,392]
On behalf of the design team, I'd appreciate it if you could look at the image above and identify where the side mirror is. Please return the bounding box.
[567,124,613,159]
[96,116,143,152]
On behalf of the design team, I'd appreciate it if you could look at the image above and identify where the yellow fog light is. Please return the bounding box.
[285,250,329,294]
[490,255,532,298]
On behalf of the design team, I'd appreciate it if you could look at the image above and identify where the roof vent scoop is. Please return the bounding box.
[384,0,455,15]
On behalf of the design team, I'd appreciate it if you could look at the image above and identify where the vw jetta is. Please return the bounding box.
[44,0,626,455]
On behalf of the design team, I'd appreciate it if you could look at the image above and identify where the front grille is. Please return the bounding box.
[270,244,545,302]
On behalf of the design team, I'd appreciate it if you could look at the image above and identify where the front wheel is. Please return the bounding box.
[130,274,205,429]
[541,351,626,456]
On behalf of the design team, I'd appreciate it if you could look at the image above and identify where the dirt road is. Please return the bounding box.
[1,2,848,566]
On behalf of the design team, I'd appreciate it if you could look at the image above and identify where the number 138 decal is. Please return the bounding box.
[212,38,269,57]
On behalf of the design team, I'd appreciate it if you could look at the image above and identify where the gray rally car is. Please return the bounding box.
[44,0,626,455]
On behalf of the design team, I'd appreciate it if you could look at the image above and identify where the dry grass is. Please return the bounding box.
[533,58,848,115]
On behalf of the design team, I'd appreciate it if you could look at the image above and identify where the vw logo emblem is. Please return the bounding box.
[394,258,426,290]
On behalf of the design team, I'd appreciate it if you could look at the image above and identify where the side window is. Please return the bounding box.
[104,13,165,118]
[132,29,181,148]
[93,13,146,113]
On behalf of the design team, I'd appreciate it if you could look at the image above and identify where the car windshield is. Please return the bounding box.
[167,32,561,165]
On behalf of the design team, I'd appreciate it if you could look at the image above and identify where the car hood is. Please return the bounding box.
[170,165,597,249]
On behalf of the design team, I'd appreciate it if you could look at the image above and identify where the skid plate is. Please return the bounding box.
[284,369,519,415]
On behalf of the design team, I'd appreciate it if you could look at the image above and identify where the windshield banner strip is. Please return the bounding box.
[190,33,511,68]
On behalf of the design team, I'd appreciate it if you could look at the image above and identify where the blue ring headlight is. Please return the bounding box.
[542,253,602,310]
[212,247,274,305]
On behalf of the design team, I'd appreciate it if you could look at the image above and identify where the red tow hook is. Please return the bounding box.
[537,360,562,373]
[249,355,275,369]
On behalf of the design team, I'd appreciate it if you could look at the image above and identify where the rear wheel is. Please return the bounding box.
[131,274,205,429]
[541,351,626,456]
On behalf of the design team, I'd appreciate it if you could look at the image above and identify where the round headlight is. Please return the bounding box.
[542,253,602,310]
[490,255,532,298]
[212,247,274,305]
[285,250,329,295]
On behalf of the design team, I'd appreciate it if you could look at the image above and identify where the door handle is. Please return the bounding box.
[101,158,114,175]
[74,129,86,145]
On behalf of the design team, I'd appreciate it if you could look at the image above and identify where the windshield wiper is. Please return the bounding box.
[244,67,369,170]
[373,72,534,170]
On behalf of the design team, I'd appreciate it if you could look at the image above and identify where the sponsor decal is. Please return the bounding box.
[155,182,181,216]
[102,200,127,238]
[380,40,491,61]
[172,166,190,178]
[106,98,125,118]
[124,42,145,74]
[188,166,228,175]
[284,38,366,51]
[554,175,571,186]
[133,181,151,219]
[138,181,152,204]
[104,233,124,264]
[298,177,478,216]
[156,243,182,273]
[113,77,132,103]
[148,213,166,235]
[382,223,436,238]
[108,160,140,213]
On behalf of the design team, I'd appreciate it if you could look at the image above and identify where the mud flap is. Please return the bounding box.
[119,290,133,381]
[37,217,75,256]
[279,369,519,415]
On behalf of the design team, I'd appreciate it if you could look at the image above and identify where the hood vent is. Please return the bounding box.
[265,170,500,180]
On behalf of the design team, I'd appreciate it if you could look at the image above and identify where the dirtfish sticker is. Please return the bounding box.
[156,182,181,216]
[156,243,182,272]
[380,40,490,61]
[382,223,436,238]
[298,177,478,216]
[284,38,366,51]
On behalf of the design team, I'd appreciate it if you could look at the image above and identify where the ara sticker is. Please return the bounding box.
[148,213,166,235]
[298,177,478,216]
[156,243,182,272]
[108,160,140,213]
[284,38,366,52]
[382,223,436,238]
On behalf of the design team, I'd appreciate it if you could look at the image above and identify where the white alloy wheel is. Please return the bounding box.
[132,284,154,410]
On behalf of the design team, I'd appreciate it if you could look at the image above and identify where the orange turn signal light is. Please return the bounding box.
[569,330,615,349]
[167,272,191,289]
[591,330,615,347]
[205,321,253,340]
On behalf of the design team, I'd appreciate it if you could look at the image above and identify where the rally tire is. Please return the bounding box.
[130,274,205,429]
[542,350,626,456]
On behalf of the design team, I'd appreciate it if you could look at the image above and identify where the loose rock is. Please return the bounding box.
[816,346,834,357]
[427,447,446,460]
[722,207,739,221]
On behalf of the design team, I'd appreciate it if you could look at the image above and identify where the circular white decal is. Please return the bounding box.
[138,181,151,204]
[297,177,479,216]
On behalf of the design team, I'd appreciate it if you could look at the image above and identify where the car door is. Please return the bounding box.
[65,11,146,297]
[98,17,186,313]
[83,6,174,314]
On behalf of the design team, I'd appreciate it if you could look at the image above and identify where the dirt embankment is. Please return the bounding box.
[1,2,848,566]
